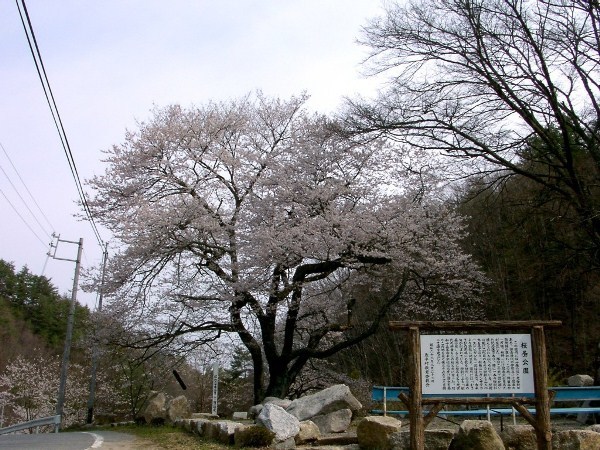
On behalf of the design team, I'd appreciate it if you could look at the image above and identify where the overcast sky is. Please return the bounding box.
[0,1,386,308]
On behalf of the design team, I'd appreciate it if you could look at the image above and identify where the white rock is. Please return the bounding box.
[501,424,537,450]
[311,409,352,433]
[450,420,504,450]
[257,403,300,443]
[248,404,263,419]
[588,424,600,433]
[295,420,321,444]
[166,395,191,423]
[390,429,454,450]
[553,430,600,449]
[142,391,167,424]
[286,384,362,421]
[356,415,402,450]
[568,374,594,387]
[264,396,293,409]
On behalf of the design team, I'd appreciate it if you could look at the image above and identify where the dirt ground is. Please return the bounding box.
[93,438,162,450]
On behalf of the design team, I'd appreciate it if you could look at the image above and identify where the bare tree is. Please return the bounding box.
[86,93,485,403]
[347,0,600,264]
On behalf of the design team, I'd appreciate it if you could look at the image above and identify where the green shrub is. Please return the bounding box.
[235,425,275,447]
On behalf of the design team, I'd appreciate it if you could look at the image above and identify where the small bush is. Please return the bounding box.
[235,425,275,447]
[149,417,165,427]
[134,416,147,425]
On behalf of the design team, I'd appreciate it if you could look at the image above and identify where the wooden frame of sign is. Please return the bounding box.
[388,320,561,450]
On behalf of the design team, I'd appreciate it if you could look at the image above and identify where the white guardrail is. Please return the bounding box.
[0,415,60,435]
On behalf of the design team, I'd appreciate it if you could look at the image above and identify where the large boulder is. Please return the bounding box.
[248,397,291,420]
[568,374,594,387]
[286,384,362,421]
[264,397,293,409]
[501,424,536,450]
[552,430,600,449]
[356,415,402,450]
[390,429,454,450]
[449,420,504,450]
[256,403,301,444]
[295,420,321,445]
[248,404,263,419]
[166,395,191,423]
[273,437,296,449]
[142,391,168,424]
[311,408,353,434]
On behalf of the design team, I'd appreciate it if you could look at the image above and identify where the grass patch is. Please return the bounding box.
[111,423,230,450]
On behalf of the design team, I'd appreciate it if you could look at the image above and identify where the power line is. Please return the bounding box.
[0,161,51,237]
[0,142,55,230]
[0,151,53,239]
[0,185,48,247]
[15,0,105,248]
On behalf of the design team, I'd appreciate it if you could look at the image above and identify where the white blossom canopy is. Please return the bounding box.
[86,92,486,400]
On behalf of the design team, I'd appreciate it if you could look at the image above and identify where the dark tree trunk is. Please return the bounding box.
[263,356,304,400]
[264,370,291,399]
[250,352,265,404]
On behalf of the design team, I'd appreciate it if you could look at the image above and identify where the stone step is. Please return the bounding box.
[316,433,358,446]
[300,446,359,450]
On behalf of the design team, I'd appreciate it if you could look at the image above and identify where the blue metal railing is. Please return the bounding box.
[371,386,600,419]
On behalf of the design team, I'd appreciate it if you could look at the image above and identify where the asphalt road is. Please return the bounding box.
[0,430,137,449]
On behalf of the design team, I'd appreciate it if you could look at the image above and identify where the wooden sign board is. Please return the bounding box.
[389,321,561,450]
[420,334,535,394]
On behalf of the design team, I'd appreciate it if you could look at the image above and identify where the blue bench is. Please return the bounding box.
[371,386,600,419]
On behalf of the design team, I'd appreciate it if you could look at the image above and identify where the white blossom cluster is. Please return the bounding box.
[85,92,487,399]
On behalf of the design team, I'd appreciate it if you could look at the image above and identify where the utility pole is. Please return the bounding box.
[48,234,83,431]
[86,244,108,424]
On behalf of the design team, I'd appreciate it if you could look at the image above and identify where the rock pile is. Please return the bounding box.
[141,392,191,425]
[250,384,362,447]
[149,383,600,449]
[167,384,362,449]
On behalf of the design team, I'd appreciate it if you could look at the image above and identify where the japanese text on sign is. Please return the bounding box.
[420,334,535,394]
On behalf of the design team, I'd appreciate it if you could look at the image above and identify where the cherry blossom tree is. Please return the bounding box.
[86,93,486,402]
[0,354,102,429]
[0,355,56,428]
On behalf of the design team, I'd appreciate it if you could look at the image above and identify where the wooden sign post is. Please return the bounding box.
[389,321,561,450]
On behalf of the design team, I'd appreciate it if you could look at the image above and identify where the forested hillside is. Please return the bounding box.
[0,259,90,372]
[459,169,600,380]
[0,259,258,425]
